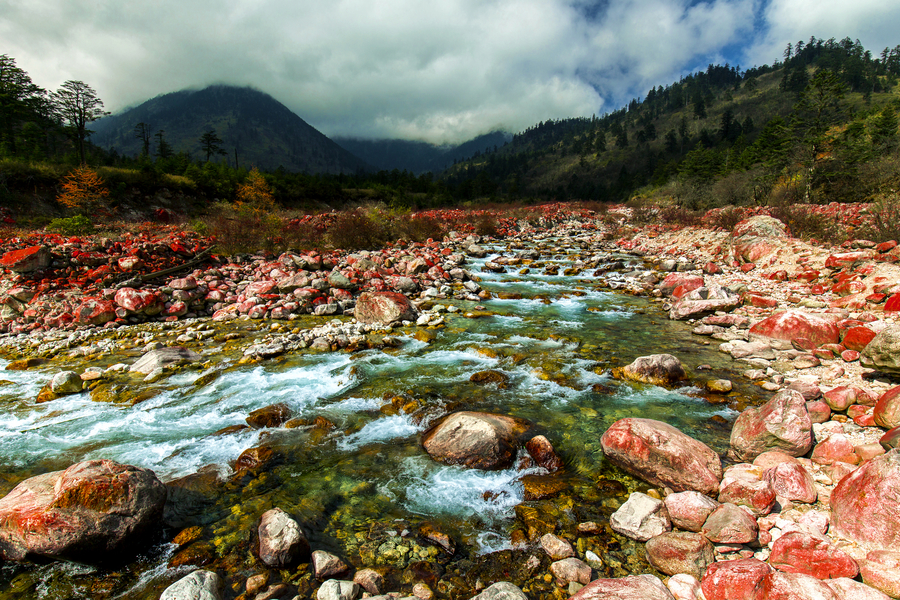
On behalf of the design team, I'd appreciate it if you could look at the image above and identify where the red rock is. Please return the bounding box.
[827,577,892,600]
[74,298,117,325]
[797,270,820,282]
[422,411,531,470]
[741,263,757,273]
[114,288,165,315]
[752,451,801,471]
[746,294,778,308]
[791,337,816,352]
[860,550,900,598]
[811,433,860,466]
[570,574,674,600]
[855,443,885,462]
[830,449,900,548]
[0,459,166,562]
[842,349,861,362]
[646,532,715,579]
[524,435,563,472]
[749,310,840,346]
[763,462,817,504]
[664,491,719,532]
[0,246,51,272]
[718,477,776,516]
[855,413,876,427]
[701,503,758,544]
[600,418,722,495]
[823,386,857,412]
[875,387,900,429]
[806,400,832,423]
[354,291,419,325]
[758,571,839,599]
[169,276,198,290]
[768,531,859,579]
[832,280,866,297]
[881,426,900,451]
[704,262,722,274]
[660,274,704,297]
[729,389,813,462]
[842,326,877,352]
[701,558,772,600]
[884,293,900,312]
[877,241,898,253]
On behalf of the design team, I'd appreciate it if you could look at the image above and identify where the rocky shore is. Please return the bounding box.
[1,203,900,599]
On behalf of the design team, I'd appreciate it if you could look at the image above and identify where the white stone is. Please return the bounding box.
[610,492,671,542]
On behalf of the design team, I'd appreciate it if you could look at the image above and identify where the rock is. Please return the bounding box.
[470,581,528,600]
[312,550,350,580]
[0,459,166,562]
[550,557,592,585]
[130,347,201,375]
[729,389,813,462]
[645,531,715,579]
[659,274,704,297]
[708,379,733,393]
[874,386,900,429]
[827,578,892,600]
[860,550,900,599]
[247,403,293,429]
[718,475,775,516]
[601,418,722,495]
[469,370,510,387]
[317,580,360,600]
[664,491,719,532]
[421,411,531,470]
[843,326,877,352]
[669,284,741,320]
[861,324,900,373]
[353,569,384,595]
[570,574,675,600]
[763,462,817,504]
[830,449,900,549]
[0,245,51,272]
[74,297,117,326]
[609,492,671,542]
[732,216,788,263]
[807,400,832,424]
[768,531,859,579]
[540,533,574,560]
[757,571,838,600]
[418,522,455,555]
[114,288,165,315]
[701,558,772,600]
[50,371,83,394]
[749,310,841,347]
[701,503,758,545]
[811,433,860,466]
[667,574,704,600]
[354,291,419,325]
[823,386,858,412]
[620,354,686,386]
[524,435,563,472]
[881,426,900,451]
[258,507,309,567]
[160,570,224,600]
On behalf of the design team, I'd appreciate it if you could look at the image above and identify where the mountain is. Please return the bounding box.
[91,85,368,174]
[334,131,512,174]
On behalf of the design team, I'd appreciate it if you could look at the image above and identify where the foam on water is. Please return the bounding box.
[337,414,421,451]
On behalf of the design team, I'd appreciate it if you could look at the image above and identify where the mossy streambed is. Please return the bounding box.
[0,244,766,599]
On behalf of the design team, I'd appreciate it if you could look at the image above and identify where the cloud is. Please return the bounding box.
[0,0,894,145]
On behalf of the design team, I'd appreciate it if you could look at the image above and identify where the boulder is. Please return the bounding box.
[0,459,166,562]
[667,574,704,600]
[129,347,201,375]
[421,412,531,470]
[731,215,787,264]
[353,569,384,595]
[763,462,817,504]
[601,418,722,495]
[317,580,360,600]
[312,550,350,580]
[861,324,900,374]
[874,386,900,430]
[659,274,704,297]
[718,476,775,516]
[669,284,741,320]
[354,291,419,325]
[620,354,686,386]
[701,503,758,544]
[757,571,838,600]
[822,386,858,412]
[0,245,51,272]
[540,533,574,560]
[827,578,892,600]
[610,492,671,542]
[524,435,563,472]
[701,559,772,600]
[570,574,675,600]
[246,403,293,429]
[549,557,592,586]
[768,531,859,579]
[74,298,117,326]
[664,491,719,532]
[881,426,900,451]
[729,389,813,462]
[114,288,165,315]
[859,550,900,599]
[811,433,860,466]
[470,582,528,600]
[830,449,900,549]
[258,507,309,567]
[749,310,841,346]
[160,570,224,600]
[645,531,715,579]
[50,371,83,395]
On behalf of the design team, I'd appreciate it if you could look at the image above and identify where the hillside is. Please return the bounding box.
[91,86,369,175]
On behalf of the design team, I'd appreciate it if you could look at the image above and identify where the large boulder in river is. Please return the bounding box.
[160,570,224,600]
[830,449,900,549]
[354,291,419,325]
[0,459,166,562]
[422,411,532,470]
[861,324,900,374]
[749,310,841,347]
[731,215,788,264]
[601,418,722,495]
[129,346,201,375]
[620,354,686,386]
[258,507,309,567]
[729,389,813,462]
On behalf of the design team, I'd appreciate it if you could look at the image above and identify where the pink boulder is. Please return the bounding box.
[874,386,900,429]
[757,571,838,599]
[0,459,166,562]
[620,354,686,386]
[570,574,674,600]
[74,298,117,325]
[701,558,772,600]
[354,291,419,325]
[748,310,841,346]
[600,418,722,495]
[731,216,788,264]
[768,531,859,579]
[664,491,719,532]
[660,274,704,297]
[763,462,817,504]
[422,411,531,470]
[842,326,877,352]
[718,474,775,516]
[860,550,900,599]
[729,389,813,462]
[830,449,900,549]
[114,288,165,316]
[827,578,892,600]
[645,531,715,579]
[701,502,759,544]
[811,433,860,466]
[822,386,858,412]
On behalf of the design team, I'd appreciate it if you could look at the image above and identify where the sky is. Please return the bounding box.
[2,0,899,145]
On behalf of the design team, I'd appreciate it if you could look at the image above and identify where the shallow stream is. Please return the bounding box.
[0,241,764,599]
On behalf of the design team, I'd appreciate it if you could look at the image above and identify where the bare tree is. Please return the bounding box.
[51,80,108,164]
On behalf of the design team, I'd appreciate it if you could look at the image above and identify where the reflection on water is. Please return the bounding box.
[0,243,762,598]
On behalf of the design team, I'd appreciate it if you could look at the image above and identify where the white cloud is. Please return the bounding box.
[0,0,894,144]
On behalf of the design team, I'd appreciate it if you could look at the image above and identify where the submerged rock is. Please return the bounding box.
[160,570,224,600]
[129,346,201,375]
[422,411,531,470]
[258,507,309,567]
[0,459,166,562]
[620,354,686,386]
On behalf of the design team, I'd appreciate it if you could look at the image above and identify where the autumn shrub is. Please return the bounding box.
[770,204,843,244]
[236,168,277,213]
[203,201,282,255]
[393,214,444,243]
[657,205,704,227]
[472,213,499,237]
[861,193,900,243]
[705,206,745,231]
[57,166,110,214]
[327,209,390,250]
[281,218,325,250]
